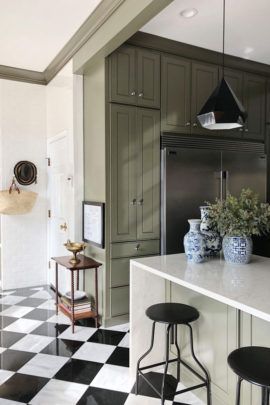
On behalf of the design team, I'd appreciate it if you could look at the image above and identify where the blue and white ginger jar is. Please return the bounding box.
[184,219,206,263]
[200,206,222,257]
[222,236,253,264]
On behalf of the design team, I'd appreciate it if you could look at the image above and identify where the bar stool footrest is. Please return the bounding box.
[137,356,208,400]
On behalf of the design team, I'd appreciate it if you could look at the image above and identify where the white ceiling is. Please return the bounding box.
[0,0,102,72]
[141,0,270,66]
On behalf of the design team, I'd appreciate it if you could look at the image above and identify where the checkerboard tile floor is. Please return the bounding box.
[0,286,203,404]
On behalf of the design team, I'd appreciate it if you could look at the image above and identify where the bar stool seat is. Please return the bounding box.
[228,346,270,405]
[136,302,211,405]
[146,303,199,325]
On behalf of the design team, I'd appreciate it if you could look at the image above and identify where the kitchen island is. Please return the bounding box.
[130,254,270,405]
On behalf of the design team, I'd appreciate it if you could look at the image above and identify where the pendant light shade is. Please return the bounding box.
[196,0,247,130]
[197,78,247,130]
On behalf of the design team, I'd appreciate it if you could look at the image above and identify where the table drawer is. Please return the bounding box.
[111,239,160,259]
[111,286,129,316]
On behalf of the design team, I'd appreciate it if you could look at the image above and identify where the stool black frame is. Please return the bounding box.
[135,321,211,405]
[235,377,269,405]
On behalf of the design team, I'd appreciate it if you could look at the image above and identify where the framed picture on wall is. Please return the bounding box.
[82,201,105,248]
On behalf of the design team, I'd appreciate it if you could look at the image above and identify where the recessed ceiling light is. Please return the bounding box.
[180,8,198,18]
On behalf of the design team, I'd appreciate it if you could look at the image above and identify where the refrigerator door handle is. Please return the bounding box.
[214,170,228,200]
[224,170,229,200]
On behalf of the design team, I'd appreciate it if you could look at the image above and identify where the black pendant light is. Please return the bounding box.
[197,0,247,130]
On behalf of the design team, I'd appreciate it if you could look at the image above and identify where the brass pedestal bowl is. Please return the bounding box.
[64,241,86,264]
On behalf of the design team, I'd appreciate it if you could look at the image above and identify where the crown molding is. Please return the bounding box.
[0,64,46,85]
[0,0,125,85]
[44,0,125,83]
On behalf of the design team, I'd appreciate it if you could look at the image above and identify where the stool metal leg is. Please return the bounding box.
[136,322,156,395]
[161,324,172,405]
[235,378,242,405]
[174,324,181,381]
[187,324,211,405]
[262,387,269,405]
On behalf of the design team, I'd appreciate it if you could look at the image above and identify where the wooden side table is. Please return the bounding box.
[51,254,102,332]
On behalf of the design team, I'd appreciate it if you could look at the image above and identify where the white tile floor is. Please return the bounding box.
[10,334,54,353]
[0,285,206,404]
[30,379,88,405]
[73,342,115,363]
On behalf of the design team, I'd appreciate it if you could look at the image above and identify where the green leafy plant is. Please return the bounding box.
[207,188,270,237]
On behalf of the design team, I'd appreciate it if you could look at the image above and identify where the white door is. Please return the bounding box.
[47,131,74,294]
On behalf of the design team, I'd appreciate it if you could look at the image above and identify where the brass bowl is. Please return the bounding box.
[64,241,86,264]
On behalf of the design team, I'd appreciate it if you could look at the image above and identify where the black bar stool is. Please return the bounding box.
[228,346,270,405]
[135,302,211,405]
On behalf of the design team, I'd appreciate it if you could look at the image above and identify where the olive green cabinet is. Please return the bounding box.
[191,61,219,135]
[110,104,137,242]
[161,54,191,133]
[110,104,160,243]
[161,56,219,135]
[222,67,244,138]
[109,45,160,109]
[222,68,266,141]
[109,45,136,105]
[162,54,266,140]
[243,73,266,141]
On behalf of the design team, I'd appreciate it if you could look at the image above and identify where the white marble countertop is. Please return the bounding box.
[131,254,270,322]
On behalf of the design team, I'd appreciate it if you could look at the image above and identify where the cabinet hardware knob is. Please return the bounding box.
[138,92,144,97]
[130,199,137,205]
[245,128,249,132]
[192,123,197,127]
[239,128,244,132]
[185,122,191,126]
[138,199,144,205]
[135,244,140,251]
[60,222,68,231]
[130,91,136,96]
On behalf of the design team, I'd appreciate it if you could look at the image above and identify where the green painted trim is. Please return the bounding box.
[0,64,46,85]
[128,32,270,78]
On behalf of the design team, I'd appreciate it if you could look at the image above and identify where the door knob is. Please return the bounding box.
[185,122,191,126]
[130,199,137,206]
[192,123,198,127]
[135,243,140,251]
[138,92,144,97]
[130,91,136,96]
[138,199,144,205]
[60,222,68,231]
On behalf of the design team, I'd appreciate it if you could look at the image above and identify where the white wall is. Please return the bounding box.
[0,79,47,290]
[46,62,84,293]
[0,61,83,291]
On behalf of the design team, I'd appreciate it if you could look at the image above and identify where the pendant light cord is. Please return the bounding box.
[222,0,225,76]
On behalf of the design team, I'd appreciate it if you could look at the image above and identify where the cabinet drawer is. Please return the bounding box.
[111,258,130,287]
[111,286,129,316]
[111,240,160,259]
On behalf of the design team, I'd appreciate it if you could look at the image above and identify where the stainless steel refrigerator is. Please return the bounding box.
[161,135,268,256]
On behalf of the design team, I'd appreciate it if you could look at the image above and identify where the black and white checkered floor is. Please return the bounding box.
[0,286,203,404]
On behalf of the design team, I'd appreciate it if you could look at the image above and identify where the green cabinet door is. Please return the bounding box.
[191,61,219,135]
[110,104,137,242]
[222,67,244,138]
[137,49,160,109]
[161,54,191,133]
[109,45,136,105]
[137,108,160,240]
[243,73,266,141]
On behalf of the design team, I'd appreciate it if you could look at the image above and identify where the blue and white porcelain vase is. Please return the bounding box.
[200,206,222,257]
[184,219,206,263]
[222,236,253,264]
